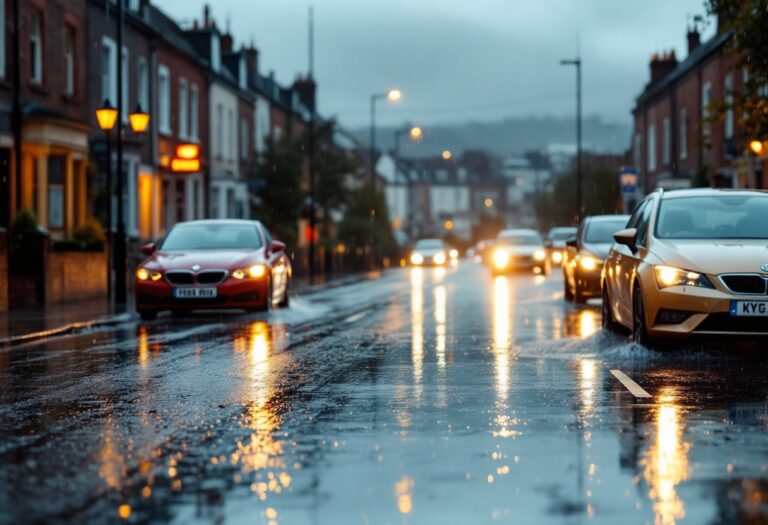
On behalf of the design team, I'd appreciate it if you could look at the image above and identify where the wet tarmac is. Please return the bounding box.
[2,262,768,524]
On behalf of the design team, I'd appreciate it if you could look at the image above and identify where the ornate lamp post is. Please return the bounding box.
[96,100,118,301]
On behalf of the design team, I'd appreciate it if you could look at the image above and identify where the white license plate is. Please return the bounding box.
[173,287,217,299]
[730,301,768,317]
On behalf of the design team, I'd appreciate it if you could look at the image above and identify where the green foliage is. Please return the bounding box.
[538,164,621,227]
[11,208,38,237]
[472,213,507,243]
[72,217,106,244]
[338,178,395,260]
[251,135,305,249]
[312,121,357,238]
[706,0,768,140]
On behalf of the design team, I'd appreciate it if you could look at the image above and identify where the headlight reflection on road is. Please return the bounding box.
[411,268,424,401]
[492,276,511,405]
[435,284,447,408]
[643,388,690,525]
[578,358,597,420]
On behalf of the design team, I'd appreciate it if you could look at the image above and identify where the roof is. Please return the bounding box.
[635,31,733,107]
[661,188,768,199]
[146,5,207,64]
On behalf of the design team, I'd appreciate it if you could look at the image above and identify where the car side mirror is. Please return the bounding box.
[565,237,578,248]
[613,228,638,253]
[271,240,286,253]
[141,242,156,255]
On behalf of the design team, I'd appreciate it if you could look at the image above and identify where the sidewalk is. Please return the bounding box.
[0,270,384,347]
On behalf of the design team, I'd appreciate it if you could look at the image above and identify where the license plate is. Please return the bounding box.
[730,301,768,317]
[173,287,217,299]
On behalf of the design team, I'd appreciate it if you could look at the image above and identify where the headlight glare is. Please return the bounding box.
[654,265,712,289]
[249,264,267,278]
[552,251,563,264]
[232,269,246,280]
[449,248,459,259]
[580,256,599,271]
[493,249,509,269]
[136,268,162,281]
[433,252,446,265]
[533,249,546,261]
[410,253,424,265]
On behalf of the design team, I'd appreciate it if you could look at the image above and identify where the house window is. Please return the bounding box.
[702,82,712,138]
[121,48,129,122]
[30,9,43,84]
[662,117,670,166]
[101,37,116,103]
[647,123,656,172]
[211,34,220,72]
[190,83,199,141]
[178,78,188,139]
[158,65,170,134]
[0,0,5,78]
[137,56,148,112]
[48,156,66,229]
[724,73,734,139]
[241,118,249,160]
[227,109,235,160]
[215,104,223,157]
[679,108,688,160]
[64,26,75,95]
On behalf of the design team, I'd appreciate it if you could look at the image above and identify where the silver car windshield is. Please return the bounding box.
[656,196,768,240]
[498,234,541,246]
[161,224,263,250]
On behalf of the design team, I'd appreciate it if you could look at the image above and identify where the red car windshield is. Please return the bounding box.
[160,224,263,251]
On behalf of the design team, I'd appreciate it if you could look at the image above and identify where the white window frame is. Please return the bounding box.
[137,56,148,112]
[215,104,223,157]
[679,108,688,160]
[158,65,171,135]
[724,73,734,140]
[101,36,117,104]
[647,123,657,172]
[211,34,220,72]
[227,108,235,160]
[178,78,189,139]
[64,25,75,95]
[190,83,199,141]
[662,117,670,166]
[30,9,43,84]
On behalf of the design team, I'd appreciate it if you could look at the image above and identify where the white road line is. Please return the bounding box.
[610,369,652,399]
[343,311,369,324]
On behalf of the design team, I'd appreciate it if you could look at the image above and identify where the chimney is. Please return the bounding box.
[221,33,233,53]
[242,46,259,84]
[203,4,210,28]
[687,29,700,54]
[293,76,317,111]
[649,50,678,84]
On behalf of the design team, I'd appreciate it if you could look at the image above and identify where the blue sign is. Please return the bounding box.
[619,167,638,194]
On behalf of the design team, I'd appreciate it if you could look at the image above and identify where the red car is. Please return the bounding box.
[135,219,291,320]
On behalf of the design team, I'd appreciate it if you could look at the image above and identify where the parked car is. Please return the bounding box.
[563,215,629,303]
[490,229,549,276]
[546,226,577,265]
[602,188,768,346]
[410,238,448,266]
[135,220,291,320]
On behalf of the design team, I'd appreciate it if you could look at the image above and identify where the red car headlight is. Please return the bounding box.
[231,264,267,280]
[136,268,163,281]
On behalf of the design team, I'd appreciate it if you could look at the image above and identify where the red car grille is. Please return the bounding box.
[166,271,194,285]
[165,269,228,286]
[197,270,227,285]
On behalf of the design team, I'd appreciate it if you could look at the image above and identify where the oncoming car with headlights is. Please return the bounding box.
[546,226,577,266]
[135,220,291,320]
[563,215,629,303]
[491,229,549,276]
[410,238,448,266]
[602,189,768,345]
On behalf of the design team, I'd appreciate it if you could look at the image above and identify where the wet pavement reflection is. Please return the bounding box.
[2,262,768,523]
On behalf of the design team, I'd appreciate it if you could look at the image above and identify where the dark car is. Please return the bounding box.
[546,226,577,266]
[135,220,291,320]
[562,215,629,303]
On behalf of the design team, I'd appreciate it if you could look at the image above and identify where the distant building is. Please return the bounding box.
[501,156,552,228]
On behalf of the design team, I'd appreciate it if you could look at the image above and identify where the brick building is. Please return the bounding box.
[3,0,90,237]
[632,14,764,192]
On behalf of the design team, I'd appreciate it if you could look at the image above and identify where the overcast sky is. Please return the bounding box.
[161,0,713,129]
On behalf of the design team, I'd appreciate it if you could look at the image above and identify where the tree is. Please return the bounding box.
[338,177,395,264]
[251,135,305,248]
[706,0,768,141]
[312,121,357,241]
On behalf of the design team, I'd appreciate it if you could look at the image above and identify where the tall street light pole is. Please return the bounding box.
[115,0,127,304]
[307,6,317,284]
[394,126,422,238]
[560,58,582,221]
[96,101,118,302]
[369,89,401,185]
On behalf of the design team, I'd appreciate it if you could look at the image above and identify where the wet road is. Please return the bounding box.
[2,262,768,524]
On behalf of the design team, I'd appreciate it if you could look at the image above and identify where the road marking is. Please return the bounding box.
[343,311,369,324]
[610,369,652,399]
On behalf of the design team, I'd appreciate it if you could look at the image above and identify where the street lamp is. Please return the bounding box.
[560,57,582,221]
[393,125,423,240]
[370,88,402,184]
[129,104,150,134]
[96,99,118,301]
[750,140,764,156]
[441,150,452,160]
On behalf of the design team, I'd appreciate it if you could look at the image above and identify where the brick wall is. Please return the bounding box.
[45,248,108,304]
